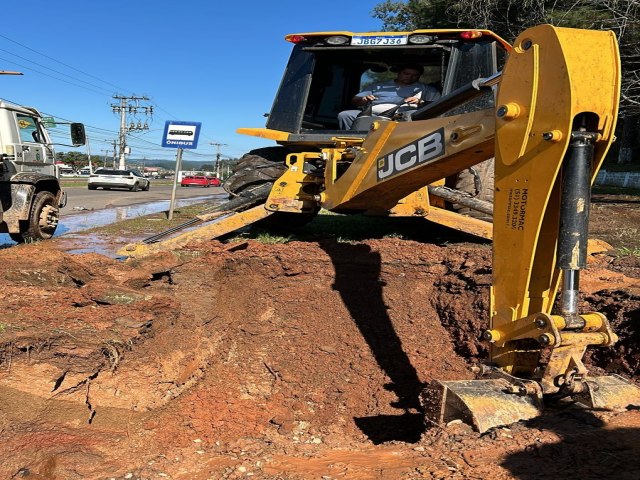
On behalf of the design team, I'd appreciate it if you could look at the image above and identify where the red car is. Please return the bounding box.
[181,175,212,188]
[209,177,221,187]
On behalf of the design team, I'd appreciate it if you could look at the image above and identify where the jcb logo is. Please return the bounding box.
[377,128,445,181]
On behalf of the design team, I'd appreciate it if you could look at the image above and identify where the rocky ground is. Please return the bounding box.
[0,193,638,480]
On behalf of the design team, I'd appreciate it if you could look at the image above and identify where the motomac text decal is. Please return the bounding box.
[376,128,445,181]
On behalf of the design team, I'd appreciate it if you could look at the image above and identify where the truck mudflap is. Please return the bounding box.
[421,367,640,433]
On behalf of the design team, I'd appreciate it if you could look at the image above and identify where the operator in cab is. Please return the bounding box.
[338,64,440,130]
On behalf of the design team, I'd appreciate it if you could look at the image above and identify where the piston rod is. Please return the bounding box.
[557,130,596,328]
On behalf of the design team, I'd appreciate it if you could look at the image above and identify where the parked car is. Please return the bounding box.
[88,169,150,191]
[181,175,212,188]
[209,177,221,187]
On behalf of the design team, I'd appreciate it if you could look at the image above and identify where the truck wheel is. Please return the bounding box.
[11,191,59,243]
[223,147,318,228]
[451,157,494,221]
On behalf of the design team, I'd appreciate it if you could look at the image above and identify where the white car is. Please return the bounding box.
[88,169,150,191]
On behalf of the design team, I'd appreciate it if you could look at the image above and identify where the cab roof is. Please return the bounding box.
[285,29,512,51]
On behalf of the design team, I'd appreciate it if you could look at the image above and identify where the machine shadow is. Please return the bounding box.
[501,408,640,479]
[318,238,426,444]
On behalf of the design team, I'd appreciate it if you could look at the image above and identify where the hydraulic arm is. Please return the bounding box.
[423,25,640,432]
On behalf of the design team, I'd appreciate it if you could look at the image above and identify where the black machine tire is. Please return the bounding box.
[451,157,494,221]
[224,147,319,229]
[88,185,97,190]
[11,191,59,243]
[130,182,139,192]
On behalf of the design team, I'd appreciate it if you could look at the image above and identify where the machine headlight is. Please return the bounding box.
[409,35,433,44]
[325,35,349,45]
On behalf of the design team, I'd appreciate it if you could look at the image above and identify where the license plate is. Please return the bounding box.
[351,35,407,46]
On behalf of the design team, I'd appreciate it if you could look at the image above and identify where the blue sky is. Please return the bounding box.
[0,1,385,165]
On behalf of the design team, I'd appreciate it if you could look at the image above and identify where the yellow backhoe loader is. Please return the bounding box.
[121,25,640,432]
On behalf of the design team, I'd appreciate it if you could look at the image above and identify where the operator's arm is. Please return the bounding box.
[351,93,376,107]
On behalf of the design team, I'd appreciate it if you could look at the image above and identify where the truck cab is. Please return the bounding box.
[0,100,85,242]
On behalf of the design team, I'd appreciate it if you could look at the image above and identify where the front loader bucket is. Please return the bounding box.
[421,379,543,434]
[578,375,640,411]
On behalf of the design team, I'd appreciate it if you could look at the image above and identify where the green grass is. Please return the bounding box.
[617,246,640,257]
[228,210,487,246]
[80,202,214,237]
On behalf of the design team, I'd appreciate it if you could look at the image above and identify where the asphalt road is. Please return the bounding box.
[62,182,225,213]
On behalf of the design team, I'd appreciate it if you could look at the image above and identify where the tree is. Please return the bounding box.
[200,164,215,172]
[373,0,640,163]
[372,0,457,30]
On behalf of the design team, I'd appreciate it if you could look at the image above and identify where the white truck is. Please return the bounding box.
[0,99,85,242]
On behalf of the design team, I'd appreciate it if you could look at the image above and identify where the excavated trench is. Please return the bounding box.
[0,238,638,479]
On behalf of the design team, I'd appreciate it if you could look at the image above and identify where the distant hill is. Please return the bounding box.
[127,158,237,171]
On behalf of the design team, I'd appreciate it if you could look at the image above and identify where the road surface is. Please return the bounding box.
[62,183,225,213]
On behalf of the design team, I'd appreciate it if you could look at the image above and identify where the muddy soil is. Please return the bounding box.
[0,196,639,480]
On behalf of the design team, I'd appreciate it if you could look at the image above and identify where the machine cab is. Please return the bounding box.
[265,30,509,136]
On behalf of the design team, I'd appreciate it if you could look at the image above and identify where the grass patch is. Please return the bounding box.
[228,210,487,246]
[59,179,89,188]
[617,246,640,257]
[81,202,214,237]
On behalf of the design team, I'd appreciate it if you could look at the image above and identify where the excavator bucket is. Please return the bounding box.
[421,377,543,434]
[422,373,640,433]
[578,375,640,411]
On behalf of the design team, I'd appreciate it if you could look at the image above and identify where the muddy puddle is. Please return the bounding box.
[0,194,226,251]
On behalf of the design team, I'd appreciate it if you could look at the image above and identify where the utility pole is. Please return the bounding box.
[101,149,110,168]
[209,142,228,178]
[86,135,92,174]
[111,95,153,170]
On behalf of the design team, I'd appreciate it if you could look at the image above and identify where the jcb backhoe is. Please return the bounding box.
[121,25,640,432]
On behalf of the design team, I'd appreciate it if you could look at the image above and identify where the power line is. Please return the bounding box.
[0,55,111,96]
[0,32,134,95]
[0,47,113,95]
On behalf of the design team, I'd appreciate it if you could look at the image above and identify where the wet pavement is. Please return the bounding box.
[0,193,227,250]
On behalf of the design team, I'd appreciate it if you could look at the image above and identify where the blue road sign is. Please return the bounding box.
[161,121,202,149]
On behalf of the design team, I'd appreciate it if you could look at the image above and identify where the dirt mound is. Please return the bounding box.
[0,239,639,479]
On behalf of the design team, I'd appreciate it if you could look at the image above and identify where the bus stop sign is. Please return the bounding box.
[162,121,201,149]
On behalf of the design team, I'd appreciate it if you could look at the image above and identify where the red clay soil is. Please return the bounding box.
[0,229,639,480]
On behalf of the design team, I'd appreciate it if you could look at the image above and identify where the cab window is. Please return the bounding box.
[16,114,44,143]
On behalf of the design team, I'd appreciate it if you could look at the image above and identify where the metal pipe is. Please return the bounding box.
[427,185,493,215]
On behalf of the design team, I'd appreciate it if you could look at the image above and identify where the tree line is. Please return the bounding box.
[373,0,640,165]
